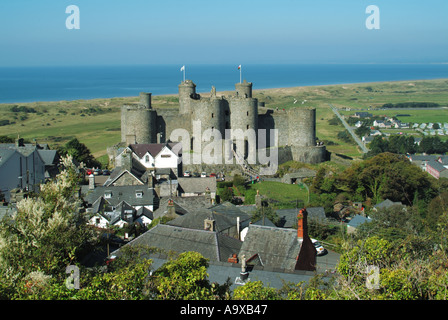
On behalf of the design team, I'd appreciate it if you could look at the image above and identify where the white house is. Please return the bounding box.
[114,143,182,177]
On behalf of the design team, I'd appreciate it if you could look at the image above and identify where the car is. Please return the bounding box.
[210,173,217,178]
[201,172,207,177]
[102,169,110,175]
[93,168,102,176]
[86,169,93,175]
[311,239,327,256]
[183,171,191,177]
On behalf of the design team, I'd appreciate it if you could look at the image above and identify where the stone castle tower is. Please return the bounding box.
[119,79,327,170]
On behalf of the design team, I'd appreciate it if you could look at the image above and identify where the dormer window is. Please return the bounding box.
[104,191,112,199]
[136,190,143,198]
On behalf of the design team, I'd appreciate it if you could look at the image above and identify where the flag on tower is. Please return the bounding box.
[180,65,185,81]
[238,65,242,83]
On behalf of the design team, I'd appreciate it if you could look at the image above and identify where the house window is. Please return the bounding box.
[161,154,171,158]
[247,111,249,116]
[211,113,214,118]
[95,218,100,225]
[145,155,150,163]
[105,191,112,199]
[136,191,143,198]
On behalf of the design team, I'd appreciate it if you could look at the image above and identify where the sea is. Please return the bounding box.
[1,63,447,104]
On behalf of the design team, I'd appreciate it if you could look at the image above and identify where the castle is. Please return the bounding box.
[116,79,328,174]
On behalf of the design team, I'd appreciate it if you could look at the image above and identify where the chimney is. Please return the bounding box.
[88,174,95,190]
[297,208,306,239]
[15,137,25,147]
[295,208,317,271]
[237,216,240,239]
[166,199,177,219]
[204,217,215,231]
[228,253,238,264]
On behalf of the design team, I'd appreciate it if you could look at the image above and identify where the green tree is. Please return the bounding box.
[148,251,230,300]
[233,281,280,300]
[58,138,101,168]
[0,155,96,281]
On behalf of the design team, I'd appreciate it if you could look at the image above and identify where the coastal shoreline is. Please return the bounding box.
[1,77,448,105]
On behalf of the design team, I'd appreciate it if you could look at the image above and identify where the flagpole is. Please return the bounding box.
[238,65,242,83]
[181,65,186,82]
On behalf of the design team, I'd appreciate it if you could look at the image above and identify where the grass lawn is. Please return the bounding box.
[243,181,310,208]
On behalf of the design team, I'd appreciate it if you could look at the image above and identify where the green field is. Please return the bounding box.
[1,78,447,161]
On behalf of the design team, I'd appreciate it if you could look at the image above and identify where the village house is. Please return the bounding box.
[0,139,48,202]
[426,160,448,179]
[82,183,156,229]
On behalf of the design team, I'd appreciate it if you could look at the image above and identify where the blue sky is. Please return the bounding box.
[0,0,447,66]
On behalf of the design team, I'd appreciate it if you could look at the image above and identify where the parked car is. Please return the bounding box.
[102,169,110,175]
[183,171,191,177]
[210,173,217,178]
[311,239,327,256]
[86,169,93,175]
[201,172,207,177]
[93,168,102,176]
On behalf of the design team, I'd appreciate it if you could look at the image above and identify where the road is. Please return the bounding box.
[329,103,369,154]
[316,249,340,274]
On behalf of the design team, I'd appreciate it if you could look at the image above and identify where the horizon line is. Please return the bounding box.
[1,62,448,68]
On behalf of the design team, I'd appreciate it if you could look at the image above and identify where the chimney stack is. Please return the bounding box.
[166,199,177,219]
[297,208,306,239]
[88,174,95,190]
[204,217,215,231]
[295,208,317,271]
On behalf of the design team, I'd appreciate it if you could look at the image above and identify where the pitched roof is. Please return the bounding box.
[83,185,155,207]
[347,214,371,228]
[112,224,242,262]
[152,196,211,220]
[129,142,182,159]
[37,149,58,166]
[374,199,403,209]
[0,149,17,168]
[239,225,301,271]
[428,160,447,173]
[177,177,217,194]
[167,203,251,232]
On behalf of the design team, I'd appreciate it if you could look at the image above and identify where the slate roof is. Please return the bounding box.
[0,143,38,157]
[112,224,242,262]
[129,142,182,158]
[0,149,17,168]
[152,196,212,220]
[238,225,302,271]
[83,185,156,207]
[374,199,403,209]
[427,160,447,173]
[37,149,58,166]
[167,203,251,233]
[347,214,372,228]
[177,177,217,194]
